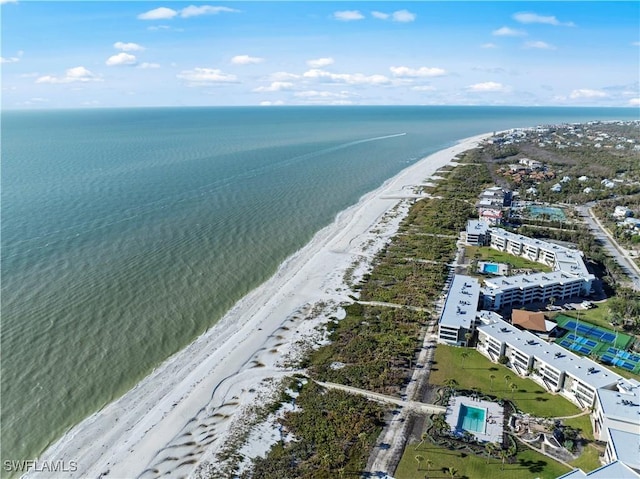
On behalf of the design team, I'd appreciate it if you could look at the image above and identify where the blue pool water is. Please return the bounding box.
[483,264,500,274]
[458,404,486,433]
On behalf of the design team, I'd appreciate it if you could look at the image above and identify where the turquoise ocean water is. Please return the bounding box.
[1,106,637,466]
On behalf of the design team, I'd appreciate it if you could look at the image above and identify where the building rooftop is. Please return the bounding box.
[466,220,489,237]
[596,379,640,427]
[558,460,640,478]
[439,275,480,331]
[511,309,554,333]
[482,270,589,294]
[608,428,640,471]
[477,318,622,390]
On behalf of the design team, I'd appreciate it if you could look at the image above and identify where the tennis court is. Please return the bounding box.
[555,315,633,349]
[554,315,639,373]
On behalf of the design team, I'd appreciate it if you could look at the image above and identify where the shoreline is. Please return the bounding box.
[25,132,491,479]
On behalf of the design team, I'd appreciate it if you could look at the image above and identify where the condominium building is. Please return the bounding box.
[437,275,480,346]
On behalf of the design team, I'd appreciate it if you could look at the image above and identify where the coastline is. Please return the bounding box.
[25,132,491,479]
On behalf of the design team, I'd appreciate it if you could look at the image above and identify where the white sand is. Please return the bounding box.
[26,133,490,479]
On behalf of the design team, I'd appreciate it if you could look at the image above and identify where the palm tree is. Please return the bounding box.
[444,378,458,396]
[425,459,433,477]
[415,454,425,471]
[460,351,470,369]
[485,442,497,463]
[510,382,518,400]
[464,332,472,347]
[500,449,509,470]
[504,374,511,389]
[489,374,496,391]
[447,466,458,478]
[358,432,368,450]
[417,432,428,449]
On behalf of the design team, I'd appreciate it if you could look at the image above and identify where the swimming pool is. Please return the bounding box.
[483,264,499,274]
[457,404,487,433]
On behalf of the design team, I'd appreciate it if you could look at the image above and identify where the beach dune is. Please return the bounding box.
[25,133,489,479]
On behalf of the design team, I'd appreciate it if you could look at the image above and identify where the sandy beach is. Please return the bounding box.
[25,133,490,479]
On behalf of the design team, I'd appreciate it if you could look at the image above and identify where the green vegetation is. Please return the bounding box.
[465,245,553,273]
[247,381,385,479]
[306,304,425,395]
[395,443,571,479]
[430,345,581,418]
[569,443,602,473]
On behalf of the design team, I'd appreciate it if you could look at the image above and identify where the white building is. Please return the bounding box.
[476,226,595,310]
[437,275,480,346]
[614,206,632,219]
[465,220,489,246]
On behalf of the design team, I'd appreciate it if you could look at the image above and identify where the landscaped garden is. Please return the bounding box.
[465,245,553,273]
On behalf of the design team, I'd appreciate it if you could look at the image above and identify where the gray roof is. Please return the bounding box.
[608,428,640,470]
[596,379,640,426]
[482,270,589,294]
[439,275,479,330]
[466,220,489,236]
[477,319,622,390]
[559,461,640,479]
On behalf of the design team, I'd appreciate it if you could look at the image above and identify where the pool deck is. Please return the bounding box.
[445,395,504,444]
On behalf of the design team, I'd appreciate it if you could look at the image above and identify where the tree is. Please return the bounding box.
[425,459,433,477]
[504,374,511,389]
[464,332,473,347]
[485,442,497,463]
[500,449,509,470]
[460,351,470,369]
[417,432,428,449]
[444,378,458,396]
[415,454,425,471]
[548,296,556,309]
[489,374,496,392]
[447,466,458,478]
[510,382,518,400]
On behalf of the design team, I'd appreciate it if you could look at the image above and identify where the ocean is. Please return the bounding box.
[1,106,637,467]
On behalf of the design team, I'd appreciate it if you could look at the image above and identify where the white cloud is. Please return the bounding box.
[371,11,389,20]
[467,81,506,92]
[294,90,351,99]
[569,89,607,99]
[524,41,556,50]
[147,25,172,31]
[633,42,640,47]
[138,7,178,20]
[106,52,137,66]
[513,12,575,27]
[412,85,437,91]
[138,62,160,69]
[391,9,416,23]
[390,66,446,78]
[270,71,301,81]
[177,67,237,86]
[370,9,416,22]
[260,100,285,106]
[252,82,294,92]
[36,66,102,84]
[303,69,390,85]
[231,55,264,65]
[333,10,364,21]
[306,57,334,68]
[0,56,20,64]
[0,0,18,4]
[492,26,526,37]
[629,98,640,106]
[114,42,145,52]
[180,5,239,18]
[481,43,498,49]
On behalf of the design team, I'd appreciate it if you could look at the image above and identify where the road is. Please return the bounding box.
[576,204,640,291]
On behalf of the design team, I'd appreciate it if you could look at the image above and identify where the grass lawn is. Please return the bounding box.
[465,246,553,272]
[550,304,612,330]
[569,443,602,473]
[395,443,571,479]
[430,345,582,418]
[563,414,594,442]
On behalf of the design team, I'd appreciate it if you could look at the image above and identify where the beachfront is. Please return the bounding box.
[26,133,490,479]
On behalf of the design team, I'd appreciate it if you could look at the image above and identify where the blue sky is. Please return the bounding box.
[1,1,639,108]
